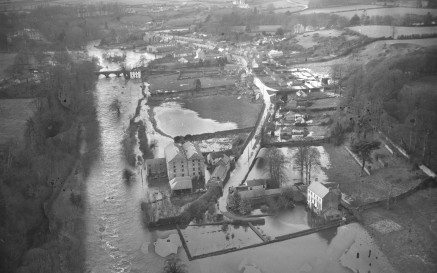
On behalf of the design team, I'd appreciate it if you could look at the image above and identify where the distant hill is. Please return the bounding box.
[308,0,378,8]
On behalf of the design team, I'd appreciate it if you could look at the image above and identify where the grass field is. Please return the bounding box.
[337,7,437,19]
[290,37,437,75]
[0,53,16,79]
[349,25,437,38]
[300,4,381,15]
[361,187,437,273]
[295,29,351,48]
[0,99,35,144]
[300,5,437,18]
[323,143,424,206]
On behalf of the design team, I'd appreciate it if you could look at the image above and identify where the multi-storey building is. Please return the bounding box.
[164,142,205,181]
[307,182,341,220]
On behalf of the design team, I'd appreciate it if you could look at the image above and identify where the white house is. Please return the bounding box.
[130,68,142,79]
[307,182,341,220]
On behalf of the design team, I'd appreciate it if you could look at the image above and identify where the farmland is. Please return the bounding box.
[294,29,358,48]
[300,6,437,18]
[336,7,437,19]
[290,38,437,75]
[349,25,437,38]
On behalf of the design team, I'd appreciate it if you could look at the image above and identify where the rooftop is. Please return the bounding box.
[169,177,192,191]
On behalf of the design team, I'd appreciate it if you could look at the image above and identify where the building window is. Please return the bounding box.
[182,174,184,177]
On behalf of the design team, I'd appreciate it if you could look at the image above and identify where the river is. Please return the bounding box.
[83,42,396,273]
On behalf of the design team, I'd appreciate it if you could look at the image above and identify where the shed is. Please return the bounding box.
[169,177,192,195]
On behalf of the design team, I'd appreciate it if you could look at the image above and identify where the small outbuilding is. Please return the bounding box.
[169,177,193,195]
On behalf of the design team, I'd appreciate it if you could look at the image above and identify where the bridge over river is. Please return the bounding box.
[94,69,179,79]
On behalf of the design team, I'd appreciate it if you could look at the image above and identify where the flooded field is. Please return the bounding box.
[181,96,263,128]
[153,95,263,137]
[154,101,238,137]
[181,225,263,256]
[246,146,331,185]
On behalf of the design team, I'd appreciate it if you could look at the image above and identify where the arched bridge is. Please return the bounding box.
[94,70,130,78]
[94,69,180,79]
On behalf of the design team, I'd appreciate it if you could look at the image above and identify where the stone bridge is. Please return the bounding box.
[94,69,179,79]
[94,70,130,78]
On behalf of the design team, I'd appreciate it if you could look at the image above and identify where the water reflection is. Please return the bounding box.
[154,101,238,137]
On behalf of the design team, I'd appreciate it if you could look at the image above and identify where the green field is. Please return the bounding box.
[349,25,437,38]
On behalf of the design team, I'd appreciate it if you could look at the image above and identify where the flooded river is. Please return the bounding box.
[83,43,396,273]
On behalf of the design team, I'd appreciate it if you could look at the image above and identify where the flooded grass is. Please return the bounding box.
[181,225,263,256]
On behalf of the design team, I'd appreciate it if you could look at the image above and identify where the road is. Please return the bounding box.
[218,54,272,212]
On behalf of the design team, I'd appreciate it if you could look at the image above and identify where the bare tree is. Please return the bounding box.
[306,148,321,184]
[294,146,308,183]
[293,146,321,184]
[267,147,286,188]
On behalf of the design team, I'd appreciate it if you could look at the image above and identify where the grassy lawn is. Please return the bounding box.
[361,187,437,273]
[323,143,425,206]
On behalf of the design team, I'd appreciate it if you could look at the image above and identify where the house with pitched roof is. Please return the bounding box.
[307,182,341,221]
[206,154,232,190]
[164,142,205,181]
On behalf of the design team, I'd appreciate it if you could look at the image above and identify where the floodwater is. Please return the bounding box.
[154,101,238,137]
[246,146,330,185]
[83,42,396,273]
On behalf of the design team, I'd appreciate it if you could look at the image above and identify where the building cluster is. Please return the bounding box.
[145,142,233,195]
